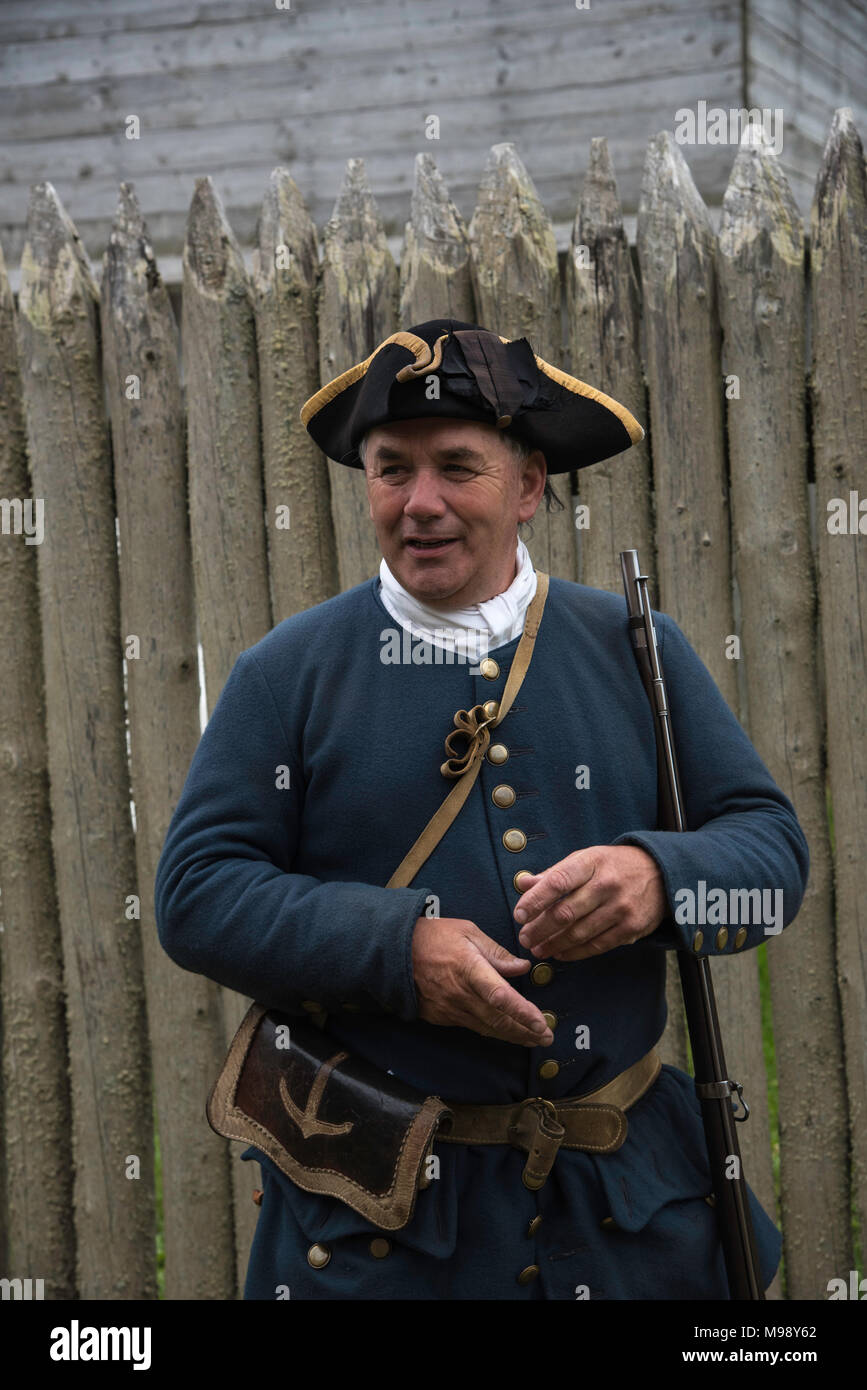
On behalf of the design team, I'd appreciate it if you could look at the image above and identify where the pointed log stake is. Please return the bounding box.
[400,152,475,324]
[182,175,273,1289]
[16,183,155,1298]
[810,108,867,1263]
[319,158,398,590]
[636,134,776,1233]
[468,143,575,580]
[718,126,849,1299]
[101,183,235,1300]
[182,175,272,703]
[253,168,338,619]
[568,140,654,595]
[0,236,75,1299]
[567,138,684,1071]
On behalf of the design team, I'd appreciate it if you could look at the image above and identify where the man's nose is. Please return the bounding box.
[404,468,446,516]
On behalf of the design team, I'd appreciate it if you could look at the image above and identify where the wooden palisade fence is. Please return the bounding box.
[0,109,863,1301]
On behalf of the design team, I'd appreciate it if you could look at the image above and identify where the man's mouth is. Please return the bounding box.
[404,537,458,553]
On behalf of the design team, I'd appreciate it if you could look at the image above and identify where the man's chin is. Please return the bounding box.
[390,554,470,605]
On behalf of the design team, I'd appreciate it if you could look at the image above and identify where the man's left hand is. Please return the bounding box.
[513,845,668,960]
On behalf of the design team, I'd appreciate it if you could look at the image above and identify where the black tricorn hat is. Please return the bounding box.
[300,317,644,473]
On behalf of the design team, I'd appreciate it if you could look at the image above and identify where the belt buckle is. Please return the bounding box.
[518,1096,559,1123]
[512,1097,565,1192]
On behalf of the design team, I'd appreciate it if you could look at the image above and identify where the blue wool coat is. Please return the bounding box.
[154,574,809,1301]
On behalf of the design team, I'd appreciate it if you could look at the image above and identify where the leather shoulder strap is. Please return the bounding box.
[387,571,550,889]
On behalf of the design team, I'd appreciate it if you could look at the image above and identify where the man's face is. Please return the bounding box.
[364,417,547,607]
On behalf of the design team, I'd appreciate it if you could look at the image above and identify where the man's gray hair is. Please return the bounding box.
[357,429,564,519]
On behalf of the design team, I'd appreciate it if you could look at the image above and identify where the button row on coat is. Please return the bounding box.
[518,1188,544,1286]
[691,926,748,952]
[307,1238,391,1268]
[509,828,556,1072]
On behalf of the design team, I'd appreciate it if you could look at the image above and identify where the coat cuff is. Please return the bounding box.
[612,830,796,956]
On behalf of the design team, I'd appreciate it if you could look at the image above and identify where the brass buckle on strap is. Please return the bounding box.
[508,1097,566,1192]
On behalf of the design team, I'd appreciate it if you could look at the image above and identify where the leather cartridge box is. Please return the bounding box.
[207,1003,452,1231]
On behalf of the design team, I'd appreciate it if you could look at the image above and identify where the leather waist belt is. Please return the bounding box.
[208,1006,663,1226]
[437,1046,662,1191]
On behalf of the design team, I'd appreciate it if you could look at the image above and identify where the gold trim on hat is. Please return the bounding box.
[300,331,442,426]
[532,357,645,443]
[395,332,448,381]
[300,327,645,448]
[493,334,645,445]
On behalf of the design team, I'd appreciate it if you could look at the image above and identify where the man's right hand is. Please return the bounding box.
[411,917,554,1047]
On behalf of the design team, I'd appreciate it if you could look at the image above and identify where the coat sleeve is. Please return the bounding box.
[153,649,429,1021]
[612,611,810,955]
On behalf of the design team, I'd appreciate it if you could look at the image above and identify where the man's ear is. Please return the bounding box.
[518,450,547,521]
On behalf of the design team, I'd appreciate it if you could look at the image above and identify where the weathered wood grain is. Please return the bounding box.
[0,237,75,1299]
[399,153,475,326]
[252,168,338,619]
[567,138,654,594]
[15,183,155,1298]
[181,174,272,1291]
[0,0,751,271]
[566,138,685,1071]
[810,107,867,1271]
[718,125,849,1298]
[637,132,777,1233]
[469,143,576,580]
[318,158,398,590]
[101,182,236,1299]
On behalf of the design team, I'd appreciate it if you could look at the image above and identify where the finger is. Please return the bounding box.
[519,877,608,952]
[551,916,639,962]
[462,923,532,975]
[464,955,553,1046]
[513,850,597,934]
[472,940,532,977]
[530,902,619,959]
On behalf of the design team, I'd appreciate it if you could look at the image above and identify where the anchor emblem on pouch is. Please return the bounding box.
[279,1051,355,1140]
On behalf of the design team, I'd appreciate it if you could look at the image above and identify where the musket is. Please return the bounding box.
[620,549,765,1301]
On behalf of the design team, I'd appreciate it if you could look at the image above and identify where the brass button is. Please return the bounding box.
[526,1215,543,1237]
[307,1243,331,1269]
[734,927,747,950]
[517,1264,539,1285]
[705,1194,716,1207]
[503,829,527,853]
[542,1011,558,1030]
[715,927,729,951]
[513,869,534,892]
[487,744,509,765]
[600,1216,617,1230]
[369,1237,391,1259]
[530,963,554,986]
[483,700,499,720]
[479,658,500,680]
[538,1059,560,1080]
[252,1189,263,1207]
[301,1000,322,1013]
[692,930,704,953]
[492,784,516,809]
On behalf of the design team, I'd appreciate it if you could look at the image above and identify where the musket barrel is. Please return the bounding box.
[619,548,765,1301]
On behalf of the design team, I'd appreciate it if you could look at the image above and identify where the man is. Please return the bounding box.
[154,318,809,1300]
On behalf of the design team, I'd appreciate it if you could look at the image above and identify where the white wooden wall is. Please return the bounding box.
[0,0,864,282]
